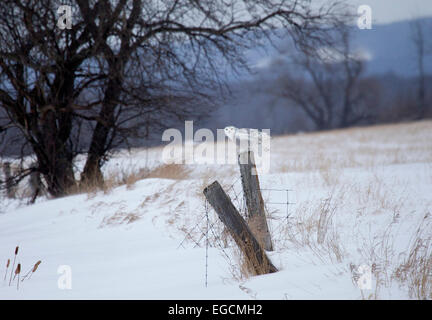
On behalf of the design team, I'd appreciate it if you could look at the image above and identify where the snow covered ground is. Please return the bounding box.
[1,121,431,299]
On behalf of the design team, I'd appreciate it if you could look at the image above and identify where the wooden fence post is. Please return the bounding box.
[203,181,277,275]
[238,151,273,251]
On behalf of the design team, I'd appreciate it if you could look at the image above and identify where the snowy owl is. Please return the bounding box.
[224,126,270,152]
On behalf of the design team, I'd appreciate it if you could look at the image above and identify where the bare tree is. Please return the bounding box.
[0,0,346,198]
[410,19,431,119]
[276,25,376,130]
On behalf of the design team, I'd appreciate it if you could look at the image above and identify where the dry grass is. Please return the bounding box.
[67,163,190,198]
[316,196,337,244]
[274,120,432,174]
[99,210,141,228]
[232,236,277,280]
[353,221,398,299]
[279,171,430,300]
[394,215,432,300]
[145,164,190,180]
[281,191,346,264]
[350,213,432,300]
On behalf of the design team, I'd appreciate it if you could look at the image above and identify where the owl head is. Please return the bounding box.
[224,126,236,141]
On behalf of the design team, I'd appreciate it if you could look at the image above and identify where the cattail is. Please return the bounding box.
[32,260,41,273]
[15,264,21,275]
[15,263,21,290]
[22,260,42,282]
[13,263,21,279]
[8,246,19,286]
[3,259,10,281]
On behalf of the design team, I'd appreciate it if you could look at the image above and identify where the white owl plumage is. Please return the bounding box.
[224,126,270,152]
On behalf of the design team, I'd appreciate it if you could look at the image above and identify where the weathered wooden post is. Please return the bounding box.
[238,151,273,251]
[3,162,15,198]
[203,181,277,275]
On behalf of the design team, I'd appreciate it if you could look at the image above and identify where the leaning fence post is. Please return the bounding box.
[238,151,273,251]
[203,181,277,275]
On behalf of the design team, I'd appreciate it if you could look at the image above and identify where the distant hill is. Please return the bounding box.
[246,17,432,77]
[352,17,432,77]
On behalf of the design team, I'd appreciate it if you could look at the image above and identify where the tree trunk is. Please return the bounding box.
[80,120,110,186]
[37,108,76,197]
[418,69,426,119]
[41,155,75,197]
[80,104,115,186]
[81,65,121,186]
[3,162,15,198]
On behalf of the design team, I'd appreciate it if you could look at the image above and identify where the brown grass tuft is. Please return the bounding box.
[145,164,191,180]
[394,215,432,300]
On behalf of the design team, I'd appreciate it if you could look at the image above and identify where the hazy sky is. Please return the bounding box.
[348,0,432,24]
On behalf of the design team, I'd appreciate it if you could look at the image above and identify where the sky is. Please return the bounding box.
[347,0,432,24]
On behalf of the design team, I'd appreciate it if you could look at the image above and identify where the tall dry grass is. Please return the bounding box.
[280,190,346,265]
[68,163,191,198]
[394,215,432,300]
